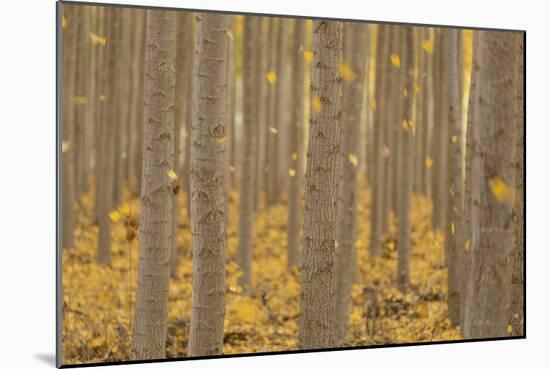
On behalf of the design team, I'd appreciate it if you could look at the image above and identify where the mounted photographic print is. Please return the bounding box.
[57,0,525,366]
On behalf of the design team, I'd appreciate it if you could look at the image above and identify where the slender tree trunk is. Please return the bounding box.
[369,25,388,257]
[187,13,228,357]
[397,27,414,291]
[444,29,462,326]
[237,16,258,290]
[227,19,237,189]
[334,21,367,346]
[462,30,519,339]
[264,19,277,208]
[96,8,121,265]
[298,20,343,350]
[61,5,77,249]
[287,19,306,269]
[253,19,266,212]
[131,9,176,360]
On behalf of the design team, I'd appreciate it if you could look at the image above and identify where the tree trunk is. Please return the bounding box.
[187,13,228,357]
[61,4,77,250]
[298,20,343,350]
[334,21,367,346]
[237,16,258,290]
[369,25,388,257]
[131,9,176,360]
[397,27,414,291]
[444,29,462,326]
[462,30,519,339]
[287,19,306,269]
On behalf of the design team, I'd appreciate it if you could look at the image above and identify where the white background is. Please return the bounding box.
[0,0,545,368]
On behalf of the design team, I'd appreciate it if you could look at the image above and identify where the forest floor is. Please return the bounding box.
[62,183,461,365]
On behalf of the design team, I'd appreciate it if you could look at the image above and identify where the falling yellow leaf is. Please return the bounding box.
[370,98,377,110]
[119,203,131,217]
[62,15,68,29]
[269,127,278,134]
[451,223,456,235]
[390,53,401,68]
[414,82,420,93]
[89,32,107,47]
[334,240,340,249]
[89,335,105,349]
[339,62,357,82]
[218,136,228,144]
[489,177,511,203]
[451,135,458,144]
[464,239,471,252]
[313,96,322,113]
[291,152,298,161]
[425,157,433,168]
[507,324,513,334]
[167,169,178,181]
[109,210,121,223]
[303,50,314,62]
[227,30,234,40]
[382,146,390,158]
[62,140,71,153]
[348,154,358,167]
[266,71,277,85]
[422,40,434,54]
[403,88,408,97]
[75,96,88,105]
[229,165,236,172]
[289,169,296,177]
[402,119,409,130]
[99,95,105,102]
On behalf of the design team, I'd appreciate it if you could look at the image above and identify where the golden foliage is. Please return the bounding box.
[288,169,296,177]
[303,50,314,62]
[266,71,277,85]
[422,40,434,54]
[425,157,433,169]
[62,182,461,365]
[348,154,359,167]
[489,177,512,203]
[390,53,401,68]
[339,62,357,82]
[167,169,178,181]
[89,32,107,47]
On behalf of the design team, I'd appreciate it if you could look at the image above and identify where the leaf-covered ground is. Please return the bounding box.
[62,183,461,365]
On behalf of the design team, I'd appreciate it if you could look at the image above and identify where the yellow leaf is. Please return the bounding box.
[390,53,401,68]
[451,135,458,144]
[370,98,377,111]
[313,96,322,113]
[334,240,340,249]
[402,119,409,130]
[489,177,511,203]
[62,140,71,153]
[403,88,408,97]
[422,40,434,54]
[289,168,296,177]
[339,62,357,82]
[348,154,358,167]
[507,324,513,334]
[218,136,228,144]
[89,335,105,349]
[119,203,131,217]
[418,303,429,318]
[75,96,88,105]
[451,222,456,235]
[303,50,314,62]
[266,71,277,85]
[425,156,433,168]
[89,32,107,47]
[414,82,420,93]
[269,127,278,134]
[99,95,105,102]
[226,30,234,40]
[291,152,298,161]
[109,210,121,223]
[62,16,68,29]
[167,169,178,181]
[233,297,264,324]
[464,239,471,252]
[229,165,235,172]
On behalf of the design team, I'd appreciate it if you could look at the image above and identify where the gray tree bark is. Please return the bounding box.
[298,20,343,350]
[187,13,228,357]
[334,21,367,346]
[131,9,177,360]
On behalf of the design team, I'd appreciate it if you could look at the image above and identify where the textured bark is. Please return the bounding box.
[111,10,124,207]
[61,5,77,250]
[369,25,388,257]
[253,19,266,212]
[227,18,237,188]
[264,19,277,207]
[397,27,414,291]
[462,31,519,339]
[96,8,121,265]
[509,33,525,336]
[418,27,434,198]
[334,22,367,345]
[131,10,176,360]
[432,29,449,233]
[299,20,343,350]
[444,29,462,326]
[187,13,228,357]
[183,18,196,218]
[287,20,306,269]
[237,16,258,290]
